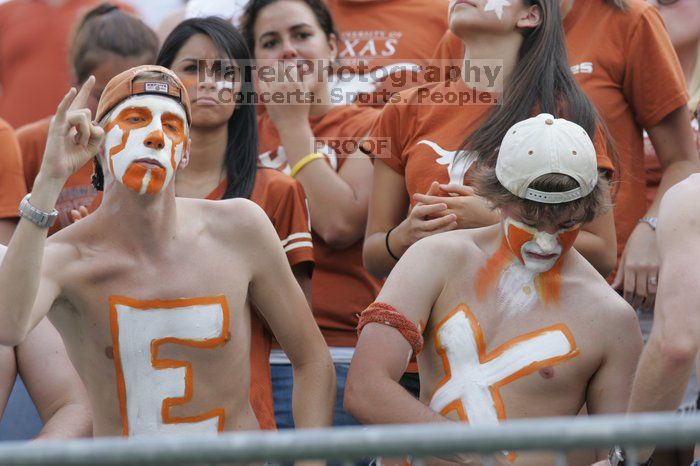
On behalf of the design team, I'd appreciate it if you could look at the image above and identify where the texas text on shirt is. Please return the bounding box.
[0,118,27,239]
[258,103,382,350]
[17,117,97,236]
[326,0,449,106]
[431,0,688,266]
[88,167,314,429]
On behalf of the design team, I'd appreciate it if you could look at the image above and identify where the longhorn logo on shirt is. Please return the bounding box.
[418,140,478,187]
[259,143,338,175]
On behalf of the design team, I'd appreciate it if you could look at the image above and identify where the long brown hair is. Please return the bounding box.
[460,0,615,171]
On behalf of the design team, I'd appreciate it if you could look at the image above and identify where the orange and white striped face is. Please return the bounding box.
[103,95,188,195]
[503,217,580,274]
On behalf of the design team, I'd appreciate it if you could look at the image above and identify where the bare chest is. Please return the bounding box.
[419,278,603,426]
[48,245,255,436]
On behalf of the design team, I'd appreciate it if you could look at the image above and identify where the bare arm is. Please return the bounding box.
[0,81,102,345]
[259,72,373,249]
[585,300,642,461]
[627,174,700,462]
[614,107,700,308]
[347,235,448,424]
[291,263,313,307]
[363,161,456,279]
[17,318,91,439]
[0,219,17,245]
[277,122,373,248]
[0,344,17,417]
[245,202,335,428]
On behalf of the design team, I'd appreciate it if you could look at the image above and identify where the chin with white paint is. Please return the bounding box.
[449,0,521,39]
[504,217,565,273]
[103,95,188,196]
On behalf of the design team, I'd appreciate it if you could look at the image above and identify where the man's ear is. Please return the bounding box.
[178,138,191,169]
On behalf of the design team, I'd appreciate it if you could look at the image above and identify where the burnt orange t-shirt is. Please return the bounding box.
[208,167,314,430]
[326,0,450,105]
[0,117,27,219]
[367,80,614,204]
[0,0,100,128]
[258,104,382,347]
[17,117,98,236]
[432,0,688,264]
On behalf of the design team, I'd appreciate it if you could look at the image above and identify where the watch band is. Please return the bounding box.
[18,194,58,228]
[638,216,657,231]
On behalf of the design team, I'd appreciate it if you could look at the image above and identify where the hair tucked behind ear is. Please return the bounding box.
[157,17,259,200]
[458,0,616,174]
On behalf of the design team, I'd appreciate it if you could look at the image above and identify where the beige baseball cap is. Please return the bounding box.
[495,113,598,204]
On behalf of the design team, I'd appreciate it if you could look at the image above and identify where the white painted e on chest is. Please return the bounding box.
[109,295,230,436]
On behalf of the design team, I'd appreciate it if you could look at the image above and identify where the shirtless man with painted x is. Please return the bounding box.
[346,113,643,465]
[0,65,335,437]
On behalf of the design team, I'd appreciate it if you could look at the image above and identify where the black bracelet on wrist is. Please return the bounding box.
[385,226,400,261]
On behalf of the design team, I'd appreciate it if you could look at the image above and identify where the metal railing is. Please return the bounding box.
[0,412,698,466]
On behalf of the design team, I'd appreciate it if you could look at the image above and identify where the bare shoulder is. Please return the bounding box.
[178,196,272,239]
[569,255,638,333]
[658,174,700,249]
[404,228,485,270]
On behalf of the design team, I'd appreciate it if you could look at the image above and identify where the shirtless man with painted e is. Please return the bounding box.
[0,65,335,437]
[345,113,643,465]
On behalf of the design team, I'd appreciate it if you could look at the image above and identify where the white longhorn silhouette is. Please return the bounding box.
[418,140,478,188]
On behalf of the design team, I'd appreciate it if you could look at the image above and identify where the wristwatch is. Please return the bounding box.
[608,445,653,466]
[638,217,658,231]
[18,194,58,228]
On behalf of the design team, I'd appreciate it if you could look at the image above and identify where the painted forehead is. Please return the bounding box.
[105,94,188,125]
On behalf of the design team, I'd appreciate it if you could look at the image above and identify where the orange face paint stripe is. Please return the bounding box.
[506,223,534,265]
[475,238,514,302]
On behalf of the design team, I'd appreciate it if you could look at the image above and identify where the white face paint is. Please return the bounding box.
[484,0,512,20]
[504,217,563,274]
[103,95,188,195]
[429,307,578,459]
[110,297,227,436]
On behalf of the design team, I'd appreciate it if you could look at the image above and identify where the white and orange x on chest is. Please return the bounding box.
[429,304,579,461]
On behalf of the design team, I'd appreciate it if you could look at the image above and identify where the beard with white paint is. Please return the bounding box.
[103,95,188,196]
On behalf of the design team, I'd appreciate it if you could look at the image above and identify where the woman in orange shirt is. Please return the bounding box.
[363,0,618,281]
[242,0,382,428]
[431,0,698,311]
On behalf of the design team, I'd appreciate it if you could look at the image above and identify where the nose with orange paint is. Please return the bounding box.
[143,130,165,151]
